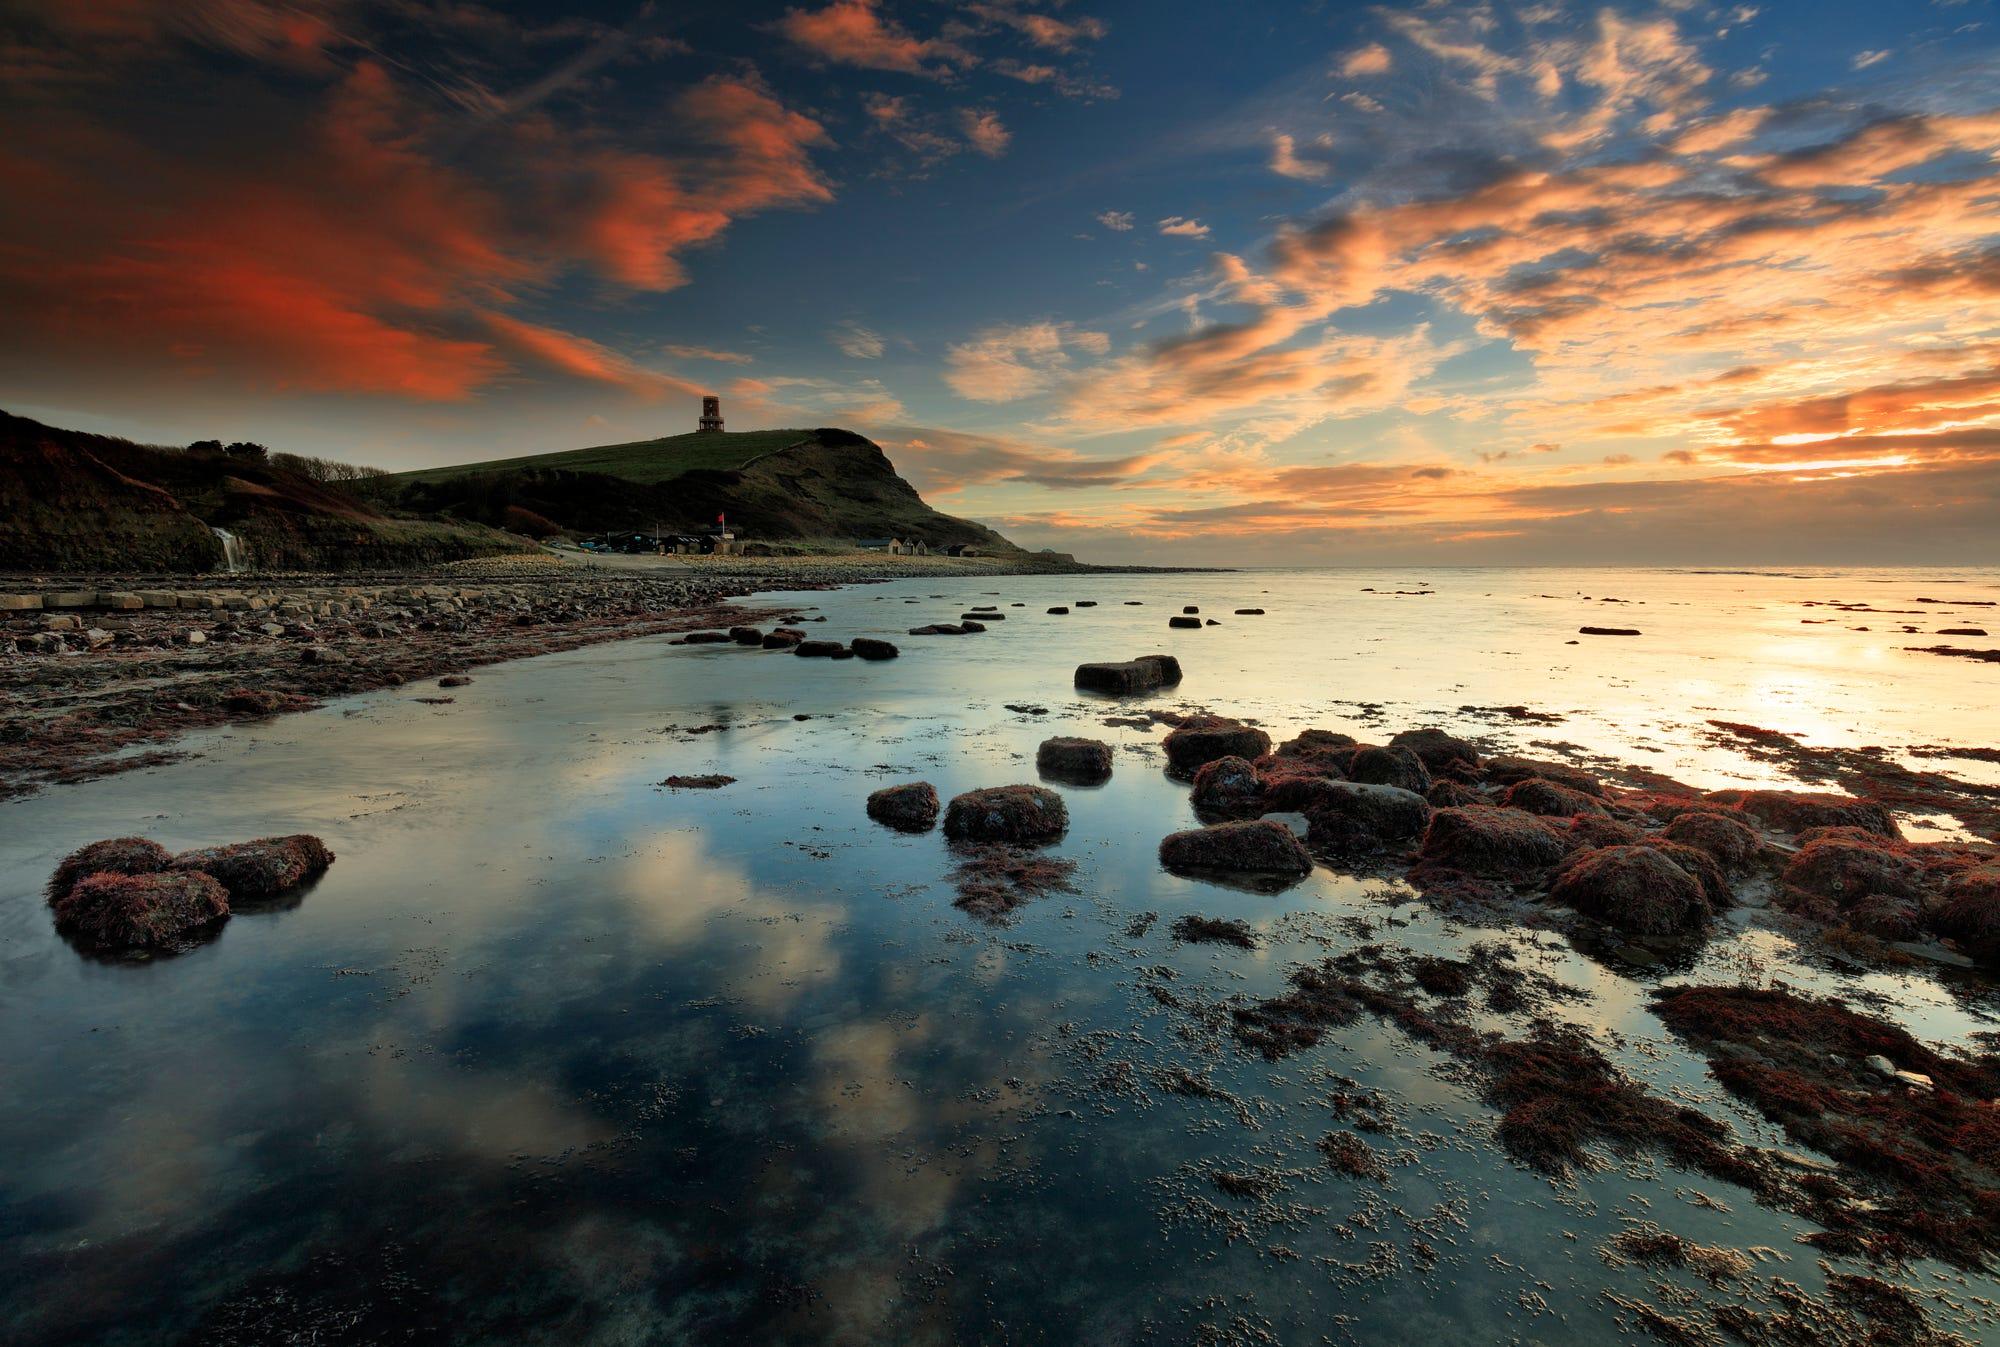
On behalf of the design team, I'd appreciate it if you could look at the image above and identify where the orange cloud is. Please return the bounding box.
[776,0,971,77]
[0,15,833,405]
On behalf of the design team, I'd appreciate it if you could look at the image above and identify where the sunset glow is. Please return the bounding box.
[2,0,1996,562]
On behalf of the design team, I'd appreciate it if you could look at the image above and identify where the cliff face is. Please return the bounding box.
[390,428,1022,551]
[0,411,522,573]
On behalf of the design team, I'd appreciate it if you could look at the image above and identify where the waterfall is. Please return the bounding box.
[211,527,245,574]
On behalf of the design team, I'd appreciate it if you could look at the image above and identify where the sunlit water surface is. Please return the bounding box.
[3,566,1998,1344]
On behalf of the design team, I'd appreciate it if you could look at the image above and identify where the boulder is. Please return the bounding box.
[1075,600,1097,607]
[1234,608,1265,615]
[1183,606,1200,614]
[1276,729,1358,770]
[1659,811,1765,873]
[1781,829,1923,906]
[762,628,806,649]
[1930,866,2000,962]
[1048,606,1070,614]
[1426,779,1481,809]
[1418,806,1570,878]
[1190,755,1264,814]
[171,834,334,898]
[794,640,846,657]
[850,638,900,660]
[51,870,230,949]
[1502,777,1607,818]
[1168,615,1202,629]
[1160,819,1312,876]
[682,630,732,644]
[960,620,988,633]
[1303,781,1431,853]
[1707,789,1899,839]
[1388,727,1482,772]
[962,612,1005,622]
[1348,745,1431,793]
[943,785,1069,844]
[1642,839,1733,910]
[867,782,941,833]
[47,836,172,901]
[908,624,966,636]
[1037,736,1114,784]
[1551,845,1709,935]
[730,626,764,645]
[1074,654,1182,695]
[1164,720,1273,777]
[1483,755,1604,797]
[438,675,471,688]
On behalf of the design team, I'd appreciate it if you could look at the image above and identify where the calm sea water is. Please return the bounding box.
[2,566,1998,1345]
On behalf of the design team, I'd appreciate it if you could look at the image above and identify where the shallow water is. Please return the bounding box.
[3,566,1998,1345]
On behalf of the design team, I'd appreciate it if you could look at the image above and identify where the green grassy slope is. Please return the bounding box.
[389,429,814,488]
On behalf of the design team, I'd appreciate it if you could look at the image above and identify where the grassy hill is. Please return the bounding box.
[390,429,815,488]
[0,411,527,573]
[385,427,1022,553]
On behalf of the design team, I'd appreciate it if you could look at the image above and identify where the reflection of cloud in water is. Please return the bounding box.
[616,829,844,1013]
[355,1050,609,1162]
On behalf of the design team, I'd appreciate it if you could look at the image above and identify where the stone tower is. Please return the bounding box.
[698,395,724,433]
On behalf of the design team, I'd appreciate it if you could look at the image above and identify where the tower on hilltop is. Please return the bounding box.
[698,395,724,433]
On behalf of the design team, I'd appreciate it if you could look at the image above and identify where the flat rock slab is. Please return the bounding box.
[1075,654,1182,695]
[1579,626,1642,636]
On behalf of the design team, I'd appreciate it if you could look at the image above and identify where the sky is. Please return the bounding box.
[2,0,1998,564]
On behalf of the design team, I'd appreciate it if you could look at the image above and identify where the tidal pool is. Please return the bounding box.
[4,567,1998,1344]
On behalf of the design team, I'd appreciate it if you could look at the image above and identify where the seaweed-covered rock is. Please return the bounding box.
[1642,839,1733,911]
[1709,789,1899,839]
[1163,720,1272,777]
[729,627,763,645]
[1425,779,1481,809]
[1036,736,1113,784]
[1160,819,1312,876]
[850,637,899,660]
[1565,814,1645,849]
[867,782,940,833]
[1483,755,1604,798]
[171,834,334,898]
[1388,727,1482,773]
[682,631,732,644]
[1276,729,1357,768]
[1417,806,1569,878]
[1348,745,1431,794]
[762,628,806,649]
[1303,782,1431,854]
[47,836,172,901]
[1659,811,1764,873]
[1190,755,1263,813]
[1502,777,1608,819]
[1551,845,1709,935]
[942,785,1069,844]
[51,870,230,949]
[1931,866,2000,962]
[1782,829,1923,907]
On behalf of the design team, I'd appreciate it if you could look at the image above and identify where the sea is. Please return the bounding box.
[2,565,1997,1344]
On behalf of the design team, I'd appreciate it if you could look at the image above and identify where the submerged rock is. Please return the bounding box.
[681,631,732,644]
[171,834,334,898]
[867,781,940,832]
[52,870,230,950]
[1551,845,1710,935]
[793,640,845,657]
[942,785,1069,844]
[1037,736,1114,784]
[729,627,763,645]
[1418,806,1569,878]
[762,628,805,649]
[850,637,899,660]
[1160,819,1312,876]
[1163,720,1272,777]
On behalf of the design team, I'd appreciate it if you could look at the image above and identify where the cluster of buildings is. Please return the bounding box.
[856,537,981,557]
